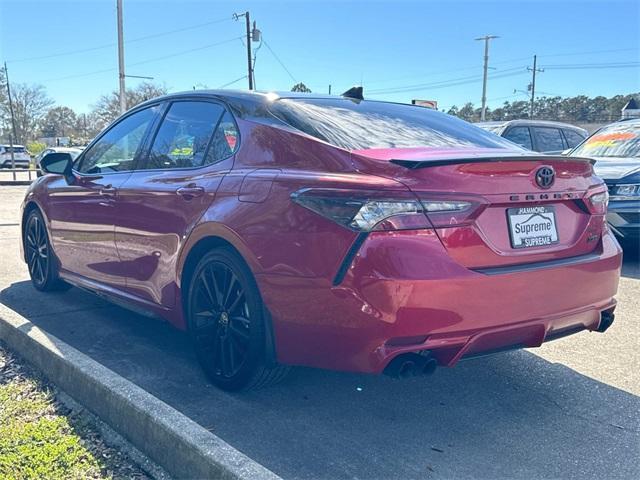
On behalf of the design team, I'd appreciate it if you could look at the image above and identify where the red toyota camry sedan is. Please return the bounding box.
[22,90,621,390]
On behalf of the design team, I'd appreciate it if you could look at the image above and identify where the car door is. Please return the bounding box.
[45,104,161,287]
[113,99,239,307]
[531,126,566,154]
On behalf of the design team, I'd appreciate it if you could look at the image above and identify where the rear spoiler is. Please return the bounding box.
[389,155,596,169]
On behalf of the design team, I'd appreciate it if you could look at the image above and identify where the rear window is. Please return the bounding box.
[572,122,640,159]
[268,98,521,151]
[1,146,26,154]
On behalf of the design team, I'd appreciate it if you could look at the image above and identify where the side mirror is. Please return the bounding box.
[41,152,74,183]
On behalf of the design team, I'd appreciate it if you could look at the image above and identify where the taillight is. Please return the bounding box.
[291,188,484,231]
[585,185,609,215]
[291,188,430,231]
[419,197,484,227]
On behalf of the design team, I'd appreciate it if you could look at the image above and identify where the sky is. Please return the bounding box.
[1,0,638,114]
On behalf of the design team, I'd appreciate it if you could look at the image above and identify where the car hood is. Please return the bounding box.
[591,156,640,180]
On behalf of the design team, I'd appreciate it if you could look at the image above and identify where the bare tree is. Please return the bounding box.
[91,82,168,128]
[40,106,78,138]
[0,83,53,144]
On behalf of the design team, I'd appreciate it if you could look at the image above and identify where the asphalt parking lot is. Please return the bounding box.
[1,185,639,479]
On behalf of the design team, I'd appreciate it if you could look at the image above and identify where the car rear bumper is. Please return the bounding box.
[1,158,30,167]
[259,228,622,374]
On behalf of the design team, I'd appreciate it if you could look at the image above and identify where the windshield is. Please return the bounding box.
[268,98,521,151]
[572,122,640,159]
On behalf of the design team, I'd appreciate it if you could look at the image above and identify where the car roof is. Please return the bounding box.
[476,119,587,133]
[133,89,421,117]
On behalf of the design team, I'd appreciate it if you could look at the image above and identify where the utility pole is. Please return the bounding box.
[527,55,544,119]
[116,0,126,114]
[234,12,260,90]
[475,35,499,121]
[4,61,19,175]
[245,12,253,90]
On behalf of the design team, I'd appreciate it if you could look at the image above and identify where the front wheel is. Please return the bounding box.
[24,210,69,291]
[186,248,289,391]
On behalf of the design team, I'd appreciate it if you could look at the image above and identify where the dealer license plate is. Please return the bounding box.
[507,206,559,249]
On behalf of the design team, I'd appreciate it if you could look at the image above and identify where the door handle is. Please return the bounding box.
[100,185,117,197]
[176,184,205,200]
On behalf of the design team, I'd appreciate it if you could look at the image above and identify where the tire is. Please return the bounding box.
[24,209,70,292]
[186,247,289,391]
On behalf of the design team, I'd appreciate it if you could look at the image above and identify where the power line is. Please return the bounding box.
[40,36,243,83]
[218,75,248,89]
[542,61,640,70]
[263,39,297,83]
[367,67,525,95]
[7,16,234,64]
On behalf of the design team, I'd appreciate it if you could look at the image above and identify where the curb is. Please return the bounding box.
[0,181,33,186]
[0,303,281,480]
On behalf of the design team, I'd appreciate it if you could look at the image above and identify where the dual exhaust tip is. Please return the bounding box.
[384,352,438,379]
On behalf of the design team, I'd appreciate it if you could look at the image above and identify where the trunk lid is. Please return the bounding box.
[351,147,606,269]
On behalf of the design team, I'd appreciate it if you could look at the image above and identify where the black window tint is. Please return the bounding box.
[533,127,565,152]
[268,98,522,151]
[78,106,158,174]
[503,126,533,150]
[207,111,239,163]
[563,129,586,148]
[145,101,224,170]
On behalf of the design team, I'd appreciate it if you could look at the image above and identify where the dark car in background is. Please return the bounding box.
[570,119,640,247]
[477,120,588,154]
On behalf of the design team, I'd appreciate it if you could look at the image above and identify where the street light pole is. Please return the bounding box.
[116,0,126,114]
[475,35,499,121]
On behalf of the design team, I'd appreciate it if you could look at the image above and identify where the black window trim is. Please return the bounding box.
[73,101,165,177]
[136,96,240,173]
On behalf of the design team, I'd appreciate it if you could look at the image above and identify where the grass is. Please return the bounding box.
[0,344,149,480]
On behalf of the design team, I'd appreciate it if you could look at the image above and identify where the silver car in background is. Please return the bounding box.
[477,120,588,154]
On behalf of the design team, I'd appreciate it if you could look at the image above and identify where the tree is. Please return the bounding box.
[0,83,53,144]
[91,82,168,128]
[40,106,78,138]
[291,82,311,93]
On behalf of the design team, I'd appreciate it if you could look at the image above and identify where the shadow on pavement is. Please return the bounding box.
[1,280,639,480]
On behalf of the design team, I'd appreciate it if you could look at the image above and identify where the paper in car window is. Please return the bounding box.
[583,130,638,150]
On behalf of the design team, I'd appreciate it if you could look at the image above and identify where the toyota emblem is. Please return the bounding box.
[535,166,555,189]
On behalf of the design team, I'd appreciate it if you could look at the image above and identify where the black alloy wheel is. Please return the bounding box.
[187,248,289,391]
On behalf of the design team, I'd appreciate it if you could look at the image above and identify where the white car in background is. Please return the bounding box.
[0,144,31,168]
[35,147,83,172]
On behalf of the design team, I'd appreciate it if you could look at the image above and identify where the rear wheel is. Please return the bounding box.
[24,210,69,291]
[186,248,289,391]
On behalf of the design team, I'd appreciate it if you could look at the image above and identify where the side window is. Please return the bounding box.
[145,101,224,170]
[206,111,239,164]
[503,126,533,150]
[78,106,158,174]
[533,127,565,152]
[563,129,586,148]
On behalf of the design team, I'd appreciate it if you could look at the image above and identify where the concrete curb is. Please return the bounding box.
[0,303,281,480]
[0,181,33,186]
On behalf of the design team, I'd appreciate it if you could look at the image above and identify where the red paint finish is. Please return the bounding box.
[21,92,622,377]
